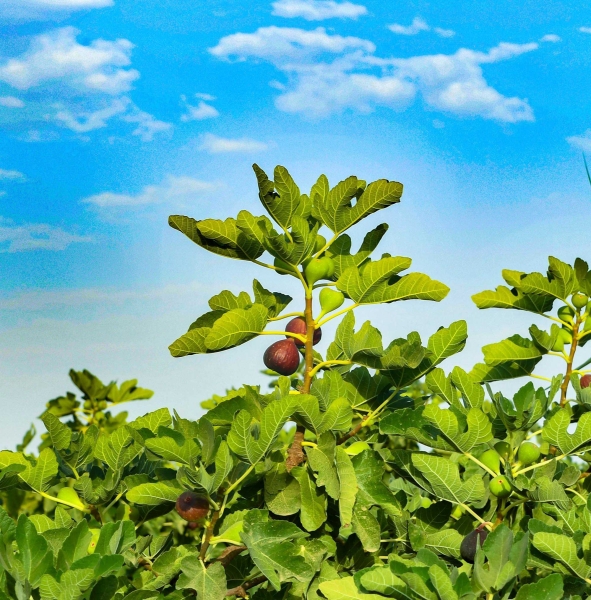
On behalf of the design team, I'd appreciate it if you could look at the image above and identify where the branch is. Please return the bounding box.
[226,575,268,598]
[199,510,219,561]
[211,545,247,566]
[560,314,582,407]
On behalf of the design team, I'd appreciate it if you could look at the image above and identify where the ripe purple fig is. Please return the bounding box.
[285,317,321,347]
[581,374,591,389]
[460,525,488,563]
[175,491,209,524]
[263,339,301,375]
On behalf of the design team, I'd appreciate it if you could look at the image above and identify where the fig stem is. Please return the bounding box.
[463,452,498,478]
[316,303,357,328]
[308,360,352,378]
[224,464,256,497]
[560,312,582,406]
[513,453,567,476]
[529,373,552,383]
[458,502,492,531]
[38,490,89,513]
[267,312,305,322]
[547,351,569,361]
[199,509,219,560]
[260,330,306,344]
[313,232,339,258]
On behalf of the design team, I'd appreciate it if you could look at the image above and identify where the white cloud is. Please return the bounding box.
[55,98,129,132]
[199,134,268,153]
[180,95,219,121]
[0,27,138,94]
[18,0,112,7]
[566,130,591,152]
[0,96,25,108]
[211,27,537,122]
[0,217,90,252]
[0,0,111,20]
[540,34,561,43]
[434,27,455,38]
[271,0,367,20]
[121,108,173,141]
[209,26,374,61]
[579,27,591,34]
[0,169,26,181]
[388,17,454,38]
[388,17,430,36]
[82,175,216,208]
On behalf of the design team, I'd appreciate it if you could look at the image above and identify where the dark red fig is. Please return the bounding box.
[263,339,301,375]
[187,522,199,530]
[581,374,591,389]
[460,525,488,563]
[285,317,321,347]
[175,491,209,524]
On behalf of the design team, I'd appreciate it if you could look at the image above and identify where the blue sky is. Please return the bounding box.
[0,0,590,446]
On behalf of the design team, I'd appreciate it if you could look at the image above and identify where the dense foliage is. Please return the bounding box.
[1,164,591,600]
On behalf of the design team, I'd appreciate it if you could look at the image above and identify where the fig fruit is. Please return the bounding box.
[175,491,209,524]
[420,497,432,509]
[83,400,92,410]
[314,235,327,253]
[99,400,108,410]
[285,317,321,347]
[318,288,345,318]
[57,487,85,510]
[479,449,501,474]
[558,306,575,324]
[460,526,488,563]
[494,441,511,459]
[263,339,301,375]
[187,522,199,530]
[581,374,591,389]
[573,293,589,310]
[517,442,540,466]
[489,475,512,498]
[88,528,100,554]
[304,257,335,285]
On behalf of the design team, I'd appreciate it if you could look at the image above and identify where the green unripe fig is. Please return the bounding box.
[558,328,573,345]
[83,400,92,410]
[314,235,327,253]
[304,257,334,285]
[479,449,501,474]
[420,497,432,509]
[494,441,511,459]
[98,400,108,410]
[274,258,297,275]
[558,306,575,324]
[489,475,512,498]
[344,441,371,456]
[573,293,589,310]
[319,288,345,317]
[88,528,100,554]
[460,526,488,563]
[57,487,86,510]
[451,505,463,520]
[517,442,540,466]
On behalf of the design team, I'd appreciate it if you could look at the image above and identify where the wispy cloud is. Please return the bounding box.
[271,0,367,21]
[0,217,91,252]
[0,169,26,181]
[566,129,591,152]
[81,175,218,208]
[210,27,536,122]
[0,96,24,108]
[388,17,455,38]
[579,27,591,34]
[0,0,112,20]
[180,94,219,121]
[540,34,561,43]
[199,133,268,153]
[0,27,169,141]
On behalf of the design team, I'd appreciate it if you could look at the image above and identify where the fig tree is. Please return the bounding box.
[57,487,85,510]
[573,293,589,310]
[494,441,511,459]
[460,526,488,563]
[318,288,345,317]
[581,374,591,389]
[517,442,540,466]
[263,339,301,375]
[558,306,575,324]
[479,449,501,474]
[489,475,511,498]
[285,317,321,347]
[175,491,209,524]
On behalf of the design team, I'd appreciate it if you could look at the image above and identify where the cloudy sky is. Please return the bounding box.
[0,0,590,446]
